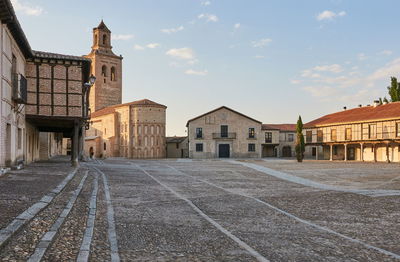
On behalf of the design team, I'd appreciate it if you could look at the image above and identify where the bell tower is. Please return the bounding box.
[86,20,123,112]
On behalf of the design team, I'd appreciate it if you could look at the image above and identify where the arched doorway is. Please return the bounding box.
[282,146,292,157]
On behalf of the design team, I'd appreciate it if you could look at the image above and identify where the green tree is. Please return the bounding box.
[387,77,400,102]
[295,116,305,162]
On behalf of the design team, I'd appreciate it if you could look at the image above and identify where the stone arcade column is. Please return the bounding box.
[386,143,390,163]
[344,144,348,161]
[360,143,364,162]
[71,120,80,167]
[315,147,318,160]
[373,144,377,162]
[330,144,333,161]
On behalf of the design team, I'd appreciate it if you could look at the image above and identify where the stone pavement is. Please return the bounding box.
[0,157,399,261]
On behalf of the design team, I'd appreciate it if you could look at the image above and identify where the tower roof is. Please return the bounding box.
[94,19,111,32]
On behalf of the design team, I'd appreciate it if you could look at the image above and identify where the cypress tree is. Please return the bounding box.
[387,77,400,102]
[295,116,305,162]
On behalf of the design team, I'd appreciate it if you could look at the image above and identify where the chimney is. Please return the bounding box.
[343,106,347,111]
[358,104,362,108]
[383,101,388,105]
[373,100,379,107]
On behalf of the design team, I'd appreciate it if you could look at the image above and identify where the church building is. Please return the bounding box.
[84,21,167,159]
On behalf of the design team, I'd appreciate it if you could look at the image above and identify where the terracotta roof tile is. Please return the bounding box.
[262,124,296,131]
[90,99,166,119]
[305,102,400,127]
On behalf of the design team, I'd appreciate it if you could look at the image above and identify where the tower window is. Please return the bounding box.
[111,67,116,81]
[103,34,107,45]
[102,65,107,77]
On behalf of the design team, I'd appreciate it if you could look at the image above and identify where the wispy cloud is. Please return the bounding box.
[313,64,343,73]
[291,80,302,84]
[133,44,145,51]
[358,53,368,61]
[161,26,184,34]
[198,13,219,22]
[252,38,272,48]
[201,1,211,6]
[316,10,346,21]
[378,50,393,56]
[146,43,160,49]
[185,69,208,76]
[166,48,195,60]
[112,34,134,41]
[254,55,265,59]
[368,57,400,81]
[234,23,241,30]
[11,0,43,16]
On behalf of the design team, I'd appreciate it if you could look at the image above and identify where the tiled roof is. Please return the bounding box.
[166,136,187,143]
[305,102,400,127]
[33,50,91,62]
[90,99,166,118]
[262,124,296,131]
[186,106,262,127]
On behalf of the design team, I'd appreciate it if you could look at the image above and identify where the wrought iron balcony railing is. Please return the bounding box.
[212,132,236,139]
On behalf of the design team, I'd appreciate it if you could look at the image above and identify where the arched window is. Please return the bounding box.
[102,65,107,77]
[94,33,98,45]
[103,34,107,45]
[111,67,116,81]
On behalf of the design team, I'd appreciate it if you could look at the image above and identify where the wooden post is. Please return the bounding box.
[373,144,377,162]
[330,144,333,161]
[344,144,347,161]
[386,143,390,163]
[72,121,79,167]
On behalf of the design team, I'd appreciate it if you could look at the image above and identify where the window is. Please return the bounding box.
[397,123,400,137]
[248,128,255,138]
[111,67,116,81]
[176,143,179,149]
[333,145,338,155]
[317,130,323,142]
[288,134,294,142]
[102,65,107,77]
[265,132,272,143]
[345,128,352,140]
[248,143,256,152]
[196,143,203,152]
[331,129,337,141]
[312,147,316,156]
[103,34,107,45]
[306,131,312,143]
[369,124,377,139]
[221,125,228,138]
[196,128,203,138]
[104,142,107,150]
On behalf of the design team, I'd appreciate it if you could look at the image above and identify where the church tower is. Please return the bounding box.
[86,20,123,112]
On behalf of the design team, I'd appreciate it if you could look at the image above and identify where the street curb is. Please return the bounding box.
[0,167,79,249]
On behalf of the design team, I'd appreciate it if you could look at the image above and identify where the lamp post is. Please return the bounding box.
[76,74,96,164]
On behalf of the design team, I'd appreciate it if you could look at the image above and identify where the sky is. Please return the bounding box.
[11,0,400,136]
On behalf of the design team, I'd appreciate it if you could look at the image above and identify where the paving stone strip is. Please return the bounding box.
[164,163,400,261]
[0,167,79,249]
[134,164,270,262]
[230,160,400,197]
[92,166,120,262]
[27,171,89,262]
[77,173,99,262]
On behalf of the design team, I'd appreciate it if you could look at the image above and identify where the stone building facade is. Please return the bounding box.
[187,106,263,158]
[85,99,167,159]
[261,124,297,157]
[166,136,188,158]
[85,21,122,112]
[304,102,400,162]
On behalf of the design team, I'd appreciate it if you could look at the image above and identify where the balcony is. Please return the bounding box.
[12,73,27,104]
[212,132,236,139]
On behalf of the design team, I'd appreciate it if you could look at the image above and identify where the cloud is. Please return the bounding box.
[112,34,134,40]
[379,50,393,56]
[358,53,368,61]
[254,55,265,59]
[161,26,184,34]
[316,10,346,21]
[146,43,160,49]
[291,80,302,84]
[185,69,208,76]
[166,48,195,60]
[234,23,241,29]
[187,59,199,65]
[201,1,211,6]
[11,0,43,16]
[301,70,321,78]
[313,64,343,73]
[252,38,272,48]
[303,86,337,97]
[198,13,219,22]
[133,44,145,50]
[368,58,400,81]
